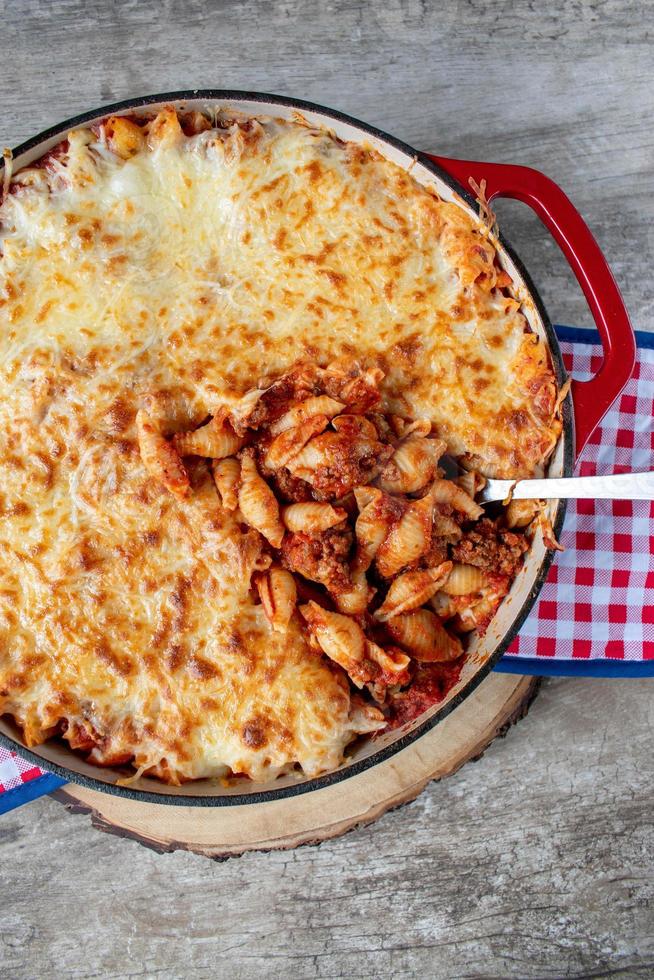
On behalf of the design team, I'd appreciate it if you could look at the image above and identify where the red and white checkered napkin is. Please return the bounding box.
[504,326,654,669]
[0,746,63,811]
[1,326,652,807]
[0,751,45,793]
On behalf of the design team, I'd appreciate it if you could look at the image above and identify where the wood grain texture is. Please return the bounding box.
[1,1,652,977]
[2,677,654,978]
[48,675,539,859]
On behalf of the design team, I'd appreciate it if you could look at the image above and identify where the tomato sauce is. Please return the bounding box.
[385,657,465,730]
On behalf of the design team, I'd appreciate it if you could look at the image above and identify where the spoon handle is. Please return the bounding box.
[510,470,654,501]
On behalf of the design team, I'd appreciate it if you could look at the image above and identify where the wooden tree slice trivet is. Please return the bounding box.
[52,672,539,859]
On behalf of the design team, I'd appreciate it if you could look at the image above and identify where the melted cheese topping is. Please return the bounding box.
[0,111,559,782]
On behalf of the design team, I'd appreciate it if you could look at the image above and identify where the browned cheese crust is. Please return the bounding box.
[0,108,561,783]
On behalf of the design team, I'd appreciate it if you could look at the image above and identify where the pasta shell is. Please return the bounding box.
[147,107,183,148]
[287,426,392,498]
[332,490,357,518]
[403,419,433,438]
[375,494,433,578]
[306,632,324,654]
[105,116,146,159]
[238,452,285,548]
[441,562,487,596]
[282,502,347,534]
[454,595,498,633]
[367,413,394,441]
[211,457,240,510]
[452,582,507,634]
[285,432,334,475]
[365,640,411,685]
[348,695,386,733]
[174,414,243,459]
[229,386,267,431]
[389,415,407,437]
[335,569,376,615]
[135,409,190,500]
[432,510,463,543]
[505,498,539,529]
[182,110,212,135]
[331,414,379,440]
[264,415,328,470]
[379,435,445,493]
[251,549,273,573]
[353,486,380,511]
[268,396,345,436]
[427,478,483,519]
[429,590,458,620]
[286,426,382,475]
[386,608,463,662]
[237,527,273,584]
[364,366,385,386]
[230,364,318,433]
[374,562,453,622]
[452,608,477,632]
[455,469,486,498]
[324,366,384,413]
[255,568,297,632]
[353,489,395,572]
[298,602,372,687]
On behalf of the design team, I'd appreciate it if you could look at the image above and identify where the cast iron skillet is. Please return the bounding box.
[0,91,635,805]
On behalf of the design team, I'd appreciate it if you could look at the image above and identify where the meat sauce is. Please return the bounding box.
[385,659,465,730]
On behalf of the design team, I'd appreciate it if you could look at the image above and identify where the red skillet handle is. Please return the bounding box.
[427,155,635,460]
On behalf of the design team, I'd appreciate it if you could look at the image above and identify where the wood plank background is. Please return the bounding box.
[1,1,652,977]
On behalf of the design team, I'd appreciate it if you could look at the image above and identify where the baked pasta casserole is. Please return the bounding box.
[0,107,562,784]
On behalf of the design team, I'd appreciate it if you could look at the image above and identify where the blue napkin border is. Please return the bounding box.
[0,771,66,814]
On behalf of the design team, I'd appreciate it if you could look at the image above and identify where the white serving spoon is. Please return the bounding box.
[479,471,654,504]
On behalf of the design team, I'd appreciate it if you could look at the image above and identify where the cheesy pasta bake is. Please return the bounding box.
[0,107,562,784]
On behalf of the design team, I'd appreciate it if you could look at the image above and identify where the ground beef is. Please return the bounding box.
[241,377,302,430]
[420,536,449,569]
[234,366,318,433]
[451,518,528,577]
[301,435,394,500]
[281,525,354,594]
[269,467,314,503]
[323,374,381,414]
[385,660,464,730]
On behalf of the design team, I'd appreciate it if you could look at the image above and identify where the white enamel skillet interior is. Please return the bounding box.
[0,92,573,806]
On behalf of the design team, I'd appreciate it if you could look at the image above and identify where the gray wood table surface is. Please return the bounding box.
[1,2,652,977]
